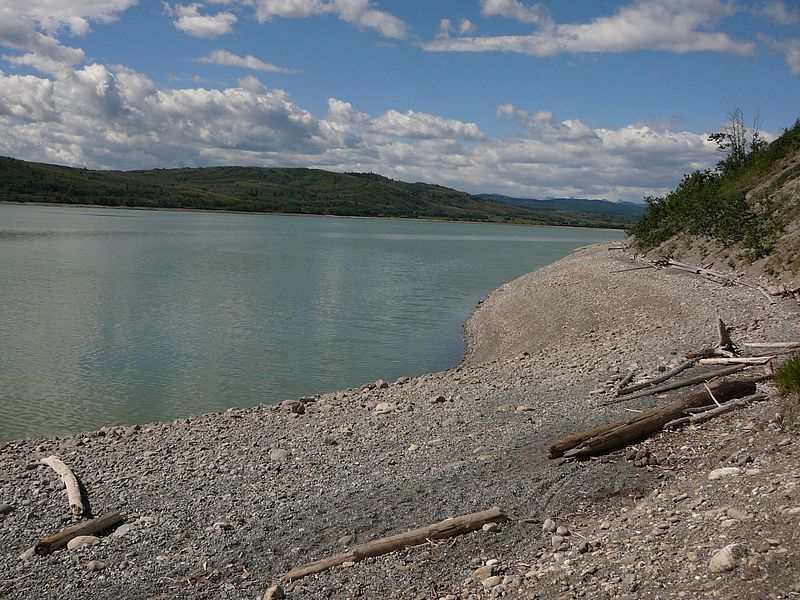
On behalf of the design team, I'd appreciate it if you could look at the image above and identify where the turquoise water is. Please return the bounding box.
[0,204,624,440]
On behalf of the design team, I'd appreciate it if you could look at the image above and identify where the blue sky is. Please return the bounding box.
[0,0,798,200]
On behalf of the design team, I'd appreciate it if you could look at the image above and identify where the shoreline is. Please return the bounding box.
[1,242,797,599]
[0,200,627,233]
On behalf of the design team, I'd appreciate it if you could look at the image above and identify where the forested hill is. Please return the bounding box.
[479,194,645,224]
[0,157,627,227]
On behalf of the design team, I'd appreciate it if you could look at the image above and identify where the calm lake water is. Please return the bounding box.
[0,204,623,440]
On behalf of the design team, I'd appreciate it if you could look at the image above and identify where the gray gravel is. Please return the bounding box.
[1,242,797,599]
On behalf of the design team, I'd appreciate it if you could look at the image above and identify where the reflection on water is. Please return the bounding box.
[0,204,624,440]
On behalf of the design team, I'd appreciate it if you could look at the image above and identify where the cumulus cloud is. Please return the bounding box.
[166,3,237,38]
[427,0,754,57]
[0,0,136,73]
[245,0,407,39]
[762,36,800,74]
[756,1,800,26]
[480,0,548,25]
[0,64,724,200]
[198,49,295,73]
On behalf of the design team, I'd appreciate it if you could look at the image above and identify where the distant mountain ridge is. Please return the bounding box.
[0,156,632,228]
[479,194,646,223]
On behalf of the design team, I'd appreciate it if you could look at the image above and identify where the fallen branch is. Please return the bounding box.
[742,341,800,348]
[615,360,693,397]
[601,365,745,405]
[698,356,773,365]
[613,368,636,395]
[282,507,507,582]
[665,392,768,429]
[35,511,125,555]
[40,456,84,516]
[716,316,736,357]
[551,379,756,459]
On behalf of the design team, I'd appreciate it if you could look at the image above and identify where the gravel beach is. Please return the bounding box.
[1,242,798,599]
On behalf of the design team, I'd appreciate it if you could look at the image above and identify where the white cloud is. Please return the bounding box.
[757,1,800,26]
[459,18,476,35]
[0,0,136,73]
[0,64,725,200]
[427,0,754,57]
[245,0,406,38]
[166,3,237,38]
[372,109,484,140]
[199,49,295,73]
[480,0,548,25]
[763,36,800,74]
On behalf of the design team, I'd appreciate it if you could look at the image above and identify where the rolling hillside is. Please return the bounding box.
[0,157,628,228]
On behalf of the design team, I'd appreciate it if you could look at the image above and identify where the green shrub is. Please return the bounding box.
[776,354,800,396]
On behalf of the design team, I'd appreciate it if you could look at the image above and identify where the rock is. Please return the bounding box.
[85,560,106,572]
[708,467,741,480]
[709,543,747,573]
[282,400,305,415]
[67,535,100,551]
[0,502,13,515]
[338,535,353,545]
[482,575,502,589]
[556,525,570,536]
[374,402,396,415]
[18,547,36,561]
[269,448,290,461]
[482,522,499,533]
[515,404,535,412]
[375,379,389,389]
[263,585,285,600]
[112,524,134,538]
[542,518,556,533]
[471,565,495,582]
[726,508,749,520]
[431,394,446,404]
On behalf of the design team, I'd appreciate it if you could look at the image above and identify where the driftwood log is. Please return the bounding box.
[665,392,767,429]
[614,360,694,397]
[550,379,756,459]
[35,511,125,555]
[282,507,507,582]
[40,456,84,516]
[699,356,773,365]
[601,365,745,405]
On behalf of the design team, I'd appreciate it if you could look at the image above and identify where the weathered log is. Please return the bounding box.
[282,507,507,582]
[665,392,767,429]
[698,356,773,365]
[614,360,694,396]
[35,511,125,555]
[743,341,800,348]
[601,365,745,405]
[40,456,84,516]
[552,379,756,458]
[716,316,736,356]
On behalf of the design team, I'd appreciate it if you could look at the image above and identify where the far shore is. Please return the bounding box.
[0,200,628,232]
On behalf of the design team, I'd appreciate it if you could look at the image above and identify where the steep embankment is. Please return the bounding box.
[630,120,800,291]
[1,243,797,599]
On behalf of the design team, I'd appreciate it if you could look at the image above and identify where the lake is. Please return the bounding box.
[0,203,624,441]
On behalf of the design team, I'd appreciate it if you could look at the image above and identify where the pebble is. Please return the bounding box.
[85,560,106,572]
[482,575,502,589]
[375,379,389,389]
[269,449,290,461]
[0,502,13,515]
[708,467,741,480]
[263,585,285,600]
[112,524,134,538]
[555,525,570,536]
[542,518,556,533]
[471,565,495,582]
[431,395,447,404]
[482,522,499,533]
[67,535,100,550]
[374,402,396,415]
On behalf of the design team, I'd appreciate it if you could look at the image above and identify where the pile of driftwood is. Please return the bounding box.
[22,456,124,556]
[549,317,797,460]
